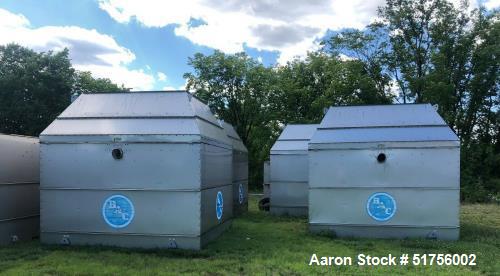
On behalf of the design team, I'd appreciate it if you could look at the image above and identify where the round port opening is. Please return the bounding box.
[112,148,123,160]
[377,153,386,163]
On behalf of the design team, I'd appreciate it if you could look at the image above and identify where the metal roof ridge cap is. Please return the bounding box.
[81,90,188,94]
[79,90,208,105]
[326,103,432,108]
[316,124,449,130]
[56,115,197,119]
[277,138,311,141]
[308,139,460,144]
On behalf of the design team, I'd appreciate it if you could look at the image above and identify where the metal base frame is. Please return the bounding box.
[309,224,459,240]
[41,219,233,250]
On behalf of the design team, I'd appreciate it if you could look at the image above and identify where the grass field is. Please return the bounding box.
[0,195,498,275]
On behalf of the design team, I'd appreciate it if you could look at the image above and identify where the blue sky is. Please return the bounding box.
[0,0,497,90]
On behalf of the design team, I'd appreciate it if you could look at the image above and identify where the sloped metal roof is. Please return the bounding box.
[40,91,231,145]
[278,124,319,140]
[319,104,446,128]
[310,104,459,144]
[271,124,319,153]
[220,121,248,153]
[58,91,219,126]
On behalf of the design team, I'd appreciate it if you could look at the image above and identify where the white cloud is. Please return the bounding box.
[163,84,185,91]
[98,0,386,64]
[484,0,500,9]
[0,9,30,28]
[0,8,156,90]
[98,0,494,64]
[157,72,167,82]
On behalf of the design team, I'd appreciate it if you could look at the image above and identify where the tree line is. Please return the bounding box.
[0,45,127,135]
[185,0,499,202]
[0,0,498,201]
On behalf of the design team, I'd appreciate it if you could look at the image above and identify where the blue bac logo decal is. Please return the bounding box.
[366,192,396,221]
[238,183,244,204]
[216,191,223,220]
[102,195,135,228]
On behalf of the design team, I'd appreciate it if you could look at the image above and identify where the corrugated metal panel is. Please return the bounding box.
[320,104,446,128]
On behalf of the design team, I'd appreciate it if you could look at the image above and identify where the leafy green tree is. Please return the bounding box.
[0,44,74,136]
[273,52,393,125]
[457,10,500,201]
[323,25,393,99]
[0,44,128,136]
[378,0,454,103]
[184,51,279,188]
[73,71,128,94]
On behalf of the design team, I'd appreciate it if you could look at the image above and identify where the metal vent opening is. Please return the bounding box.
[112,148,124,160]
[377,153,386,163]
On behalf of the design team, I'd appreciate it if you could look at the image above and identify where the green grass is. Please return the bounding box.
[0,196,498,275]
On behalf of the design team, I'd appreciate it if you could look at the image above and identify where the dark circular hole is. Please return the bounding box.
[377,153,386,163]
[112,148,123,160]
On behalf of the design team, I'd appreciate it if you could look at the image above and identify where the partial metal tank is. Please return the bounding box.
[0,134,39,245]
[221,121,248,216]
[309,104,460,240]
[40,91,233,250]
[270,124,318,216]
[263,161,270,198]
